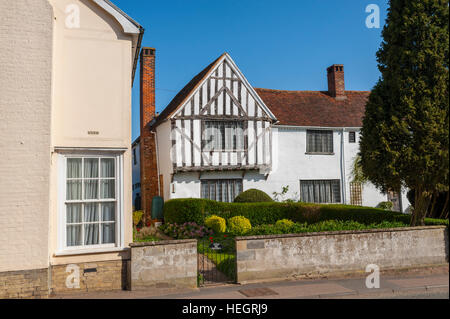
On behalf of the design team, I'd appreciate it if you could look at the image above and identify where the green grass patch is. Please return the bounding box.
[197,235,236,281]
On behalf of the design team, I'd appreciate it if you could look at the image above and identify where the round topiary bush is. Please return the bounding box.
[227,216,252,235]
[205,215,227,234]
[275,219,294,230]
[233,189,273,203]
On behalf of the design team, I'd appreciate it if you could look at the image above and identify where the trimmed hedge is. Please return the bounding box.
[163,199,449,227]
[234,189,273,203]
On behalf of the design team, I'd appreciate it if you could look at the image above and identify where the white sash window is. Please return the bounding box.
[58,153,123,252]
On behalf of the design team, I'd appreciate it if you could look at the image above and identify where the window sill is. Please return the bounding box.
[54,246,128,257]
[305,152,335,155]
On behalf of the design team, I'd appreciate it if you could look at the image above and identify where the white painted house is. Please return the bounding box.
[134,53,410,213]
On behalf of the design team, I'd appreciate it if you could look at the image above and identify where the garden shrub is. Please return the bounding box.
[205,215,227,234]
[163,199,449,227]
[133,211,144,227]
[159,222,213,239]
[275,219,294,231]
[376,201,394,210]
[234,189,273,203]
[228,216,252,235]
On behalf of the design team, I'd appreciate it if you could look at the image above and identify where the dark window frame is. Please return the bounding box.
[349,131,356,143]
[200,179,243,202]
[300,179,341,204]
[202,120,245,152]
[306,130,334,154]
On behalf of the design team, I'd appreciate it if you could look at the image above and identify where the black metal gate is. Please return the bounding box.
[197,236,236,286]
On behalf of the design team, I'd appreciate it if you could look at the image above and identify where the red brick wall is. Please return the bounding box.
[327,64,345,98]
[140,48,159,222]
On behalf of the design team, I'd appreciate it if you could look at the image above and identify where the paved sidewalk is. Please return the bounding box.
[51,265,448,299]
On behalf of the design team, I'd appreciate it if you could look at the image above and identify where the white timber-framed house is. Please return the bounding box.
[133,52,410,212]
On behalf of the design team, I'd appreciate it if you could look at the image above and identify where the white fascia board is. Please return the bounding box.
[93,0,141,34]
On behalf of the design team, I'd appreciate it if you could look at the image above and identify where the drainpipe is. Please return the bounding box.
[340,128,347,204]
[151,130,161,197]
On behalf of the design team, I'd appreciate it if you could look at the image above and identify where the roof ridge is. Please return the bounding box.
[255,88,370,93]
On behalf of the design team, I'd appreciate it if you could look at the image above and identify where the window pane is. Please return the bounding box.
[66,204,82,223]
[84,158,99,178]
[84,203,99,222]
[201,182,209,199]
[67,158,82,178]
[66,180,82,200]
[101,158,115,178]
[84,180,98,199]
[100,179,115,199]
[306,131,333,153]
[101,203,115,221]
[67,225,82,246]
[201,179,243,203]
[84,224,99,245]
[204,121,243,151]
[102,223,115,244]
[300,180,340,204]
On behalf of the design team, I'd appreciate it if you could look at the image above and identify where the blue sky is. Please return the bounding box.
[111,0,389,141]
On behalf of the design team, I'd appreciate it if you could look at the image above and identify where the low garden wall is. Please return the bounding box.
[129,239,197,290]
[235,226,449,283]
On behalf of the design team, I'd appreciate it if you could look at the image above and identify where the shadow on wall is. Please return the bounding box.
[445,228,449,262]
[80,0,131,41]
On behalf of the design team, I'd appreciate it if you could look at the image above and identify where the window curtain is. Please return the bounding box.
[101,203,115,244]
[67,159,82,200]
[301,180,340,203]
[204,121,244,151]
[84,159,98,200]
[66,204,82,246]
[306,131,333,153]
[100,159,115,199]
[84,203,99,245]
[201,180,243,203]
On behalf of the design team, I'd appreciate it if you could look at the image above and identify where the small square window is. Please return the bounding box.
[349,132,356,143]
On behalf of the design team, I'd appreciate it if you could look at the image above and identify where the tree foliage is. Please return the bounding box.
[360,0,449,225]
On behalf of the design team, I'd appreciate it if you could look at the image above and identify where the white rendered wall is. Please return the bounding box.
[165,126,410,212]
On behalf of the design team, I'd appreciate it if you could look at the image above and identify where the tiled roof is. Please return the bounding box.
[255,88,370,127]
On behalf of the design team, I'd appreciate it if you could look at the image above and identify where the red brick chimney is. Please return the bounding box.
[140,47,159,223]
[327,64,346,100]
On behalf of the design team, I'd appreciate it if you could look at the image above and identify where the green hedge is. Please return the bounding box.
[163,199,449,227]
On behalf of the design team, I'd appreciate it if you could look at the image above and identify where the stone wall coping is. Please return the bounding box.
[235,225,448,241]
[129,239,197,247]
